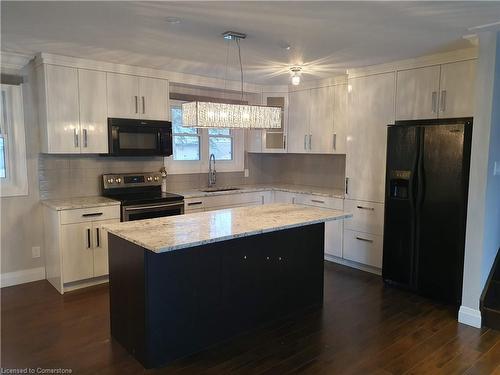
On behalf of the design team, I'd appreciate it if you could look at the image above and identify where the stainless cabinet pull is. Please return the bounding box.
[134,96,138,113]
[431,91,437,114]
[356,206,375,211]
[86,228,92,249]
[96,227,100,247]
[311,199,325,204]
[283,134,286,149]
[187,201,203,206]
[333,133,337,150]
[440,90,447,112]
[309,134,312,150]
[83,128,88,148]
[356,236,373,243]
[82,212,103,217]
[345,177,349,195]
[142,96,145,114]
[73,128,79,148]
[304,135,307,150]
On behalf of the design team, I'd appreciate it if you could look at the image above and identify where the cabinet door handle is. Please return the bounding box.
[440,90,447,112]
[283,134,286,149]
[356,236,373,243]
[356,205,375,211]
[86,228,92,249]
[187,201,203,206]
[82,212,103,217]
[431,91,437,114]
[73,128,79,148]
[333,133,337,150]
[82,128,88,148]
[311,199,325,204]
[134,96,138,113]
[96,228,100,248]
[142,96,145,114]
[345,177,349,195]
[304,135,307,150]
[309,134,312,150]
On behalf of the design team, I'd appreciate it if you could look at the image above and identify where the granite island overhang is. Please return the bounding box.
[103,203,352,368]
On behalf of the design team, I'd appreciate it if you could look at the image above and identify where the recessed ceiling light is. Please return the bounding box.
[166,17,181,24]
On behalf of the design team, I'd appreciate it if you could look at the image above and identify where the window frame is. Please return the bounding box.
[208,128,234,161]
[0,84,28,197]
[165,100,244,175]
[171,101,201,162]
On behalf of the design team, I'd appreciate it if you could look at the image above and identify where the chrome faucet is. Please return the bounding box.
[208,153,216,187]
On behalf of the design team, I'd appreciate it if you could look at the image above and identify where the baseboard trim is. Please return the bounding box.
[1,267,46,288]
[325,255,382,276]
[458,305,482,328]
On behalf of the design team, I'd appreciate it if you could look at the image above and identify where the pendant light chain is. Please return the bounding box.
[235,38,244,102]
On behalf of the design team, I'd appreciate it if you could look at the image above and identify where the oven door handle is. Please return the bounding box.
[124,202,184,211]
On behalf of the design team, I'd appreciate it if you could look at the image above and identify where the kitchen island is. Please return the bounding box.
[104,203,351,368]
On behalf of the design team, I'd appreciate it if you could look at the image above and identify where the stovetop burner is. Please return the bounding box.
[101,172,184,206]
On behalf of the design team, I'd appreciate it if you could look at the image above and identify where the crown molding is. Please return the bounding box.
[1,51,33,74]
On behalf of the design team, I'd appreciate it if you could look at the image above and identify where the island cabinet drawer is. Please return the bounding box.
[60,205,120,225]
[343,229,383,268]
[185,198,206,211]
[294,194,343,210]
[343,199,384,235]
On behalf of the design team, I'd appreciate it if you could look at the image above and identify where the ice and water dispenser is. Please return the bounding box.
[389,170,411,200]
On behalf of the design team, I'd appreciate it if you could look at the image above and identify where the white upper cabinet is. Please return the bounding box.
[107,73,169,120]
[78,69,108,153]
[396,65,441,121]
[106,73,140,119]
[396,60,476,121]
[346,72,395,203]
[138,76,169,120]
[38,64,109,154]
[333,84,348,154]
[287,89,311,153]
[439,60,476,118]
[309,86,334,153]
[38,64,80,153]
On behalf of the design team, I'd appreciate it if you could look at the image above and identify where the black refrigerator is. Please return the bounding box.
[382,117,473,305]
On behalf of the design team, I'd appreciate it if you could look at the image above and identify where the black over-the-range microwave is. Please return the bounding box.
[106,118,173,156]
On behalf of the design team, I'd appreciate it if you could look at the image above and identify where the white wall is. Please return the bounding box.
[0,63,46,285]
[460,31,500,328]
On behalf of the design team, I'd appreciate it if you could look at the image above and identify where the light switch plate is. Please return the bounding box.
[32,246,41,258]
[244,169,249,178]
[494,161,500,176]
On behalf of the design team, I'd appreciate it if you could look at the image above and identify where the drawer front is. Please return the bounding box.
[204,192,264,209]
[343,229,383,268]
[344,199,384,235]
[185,198,205,211]
[294,194,343,210]
[60,205,120,225]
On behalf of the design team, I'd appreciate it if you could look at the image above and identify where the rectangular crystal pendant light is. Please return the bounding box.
[182,101,282,129]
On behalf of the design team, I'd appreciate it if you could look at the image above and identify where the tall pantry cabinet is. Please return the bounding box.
[344,72,395,270]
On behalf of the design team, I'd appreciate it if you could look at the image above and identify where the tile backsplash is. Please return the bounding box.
[39,153,345,200]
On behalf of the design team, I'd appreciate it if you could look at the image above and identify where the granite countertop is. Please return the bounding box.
[177,184,345,199]
[103,203,352,254]
[41,196,120,211]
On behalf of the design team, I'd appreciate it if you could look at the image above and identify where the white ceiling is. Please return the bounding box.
[2,1,500,85]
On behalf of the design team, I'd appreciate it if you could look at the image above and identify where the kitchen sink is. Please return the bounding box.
[199,187,241,192]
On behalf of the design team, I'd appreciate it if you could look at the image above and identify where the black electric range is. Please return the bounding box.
[102,172,184,221]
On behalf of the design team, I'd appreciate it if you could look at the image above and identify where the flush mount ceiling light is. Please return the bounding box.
[290,66,302,86]
[165,16,181,24]
[182,31,282,129]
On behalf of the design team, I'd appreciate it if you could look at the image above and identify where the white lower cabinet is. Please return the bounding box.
[343,230,383,268]
[184,192,270,214]
[43,205,120,294]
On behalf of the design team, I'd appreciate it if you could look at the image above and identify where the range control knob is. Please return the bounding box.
[146,176,153,182]
[107,178,114,184]
[115,177,122,184]
[153,176,159,181]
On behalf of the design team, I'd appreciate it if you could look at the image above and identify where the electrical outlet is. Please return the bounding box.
[32,246,41,258]
[494,161,500,176]
[244,169,249,178]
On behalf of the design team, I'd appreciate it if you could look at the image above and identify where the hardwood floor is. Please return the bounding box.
[2,262,499,374]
